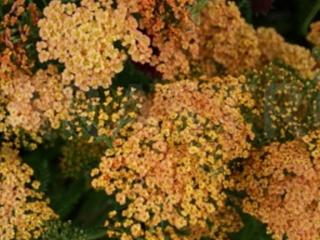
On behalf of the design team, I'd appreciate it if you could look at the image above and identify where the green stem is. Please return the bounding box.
[301,0,320,35]
[87,230,107,240]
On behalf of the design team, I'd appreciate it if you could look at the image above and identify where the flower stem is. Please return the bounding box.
[301,0,320,35]
[87,229,107,240]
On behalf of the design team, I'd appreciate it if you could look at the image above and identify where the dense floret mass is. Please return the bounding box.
[1,0,320,240]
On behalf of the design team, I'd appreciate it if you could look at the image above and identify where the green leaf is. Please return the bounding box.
[299,0,320,35]
[39,220,89,240]
[230,213,272,240]
[50,177,89,219]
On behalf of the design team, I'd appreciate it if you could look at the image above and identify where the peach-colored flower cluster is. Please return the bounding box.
[0,144,57,240]
[91,78,253,239]
[1,0,316,86]
[37,0,152,90]
[0,65,72,148]
[148,77,254,161]
[0,63,144,148]
[235,134,320,240]
[257,27,316,79]
[199,0,261,76]
[195,0,317,79]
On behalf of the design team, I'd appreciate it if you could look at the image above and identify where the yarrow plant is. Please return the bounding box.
[234,132,320,240]
[2,0,320,240]
[91,78,253,239]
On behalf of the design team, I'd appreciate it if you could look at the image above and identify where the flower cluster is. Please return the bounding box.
[235,132,320,240]
[92,78,253,239]
[0,144,57,240]
[0,65,72,148]
[120,0,199,80]
[199,0,261,76]
[148,78,254,161]
[37,0,152,90]
[195,0,318,79]
[257,27,316,79]
[1,0,320,239]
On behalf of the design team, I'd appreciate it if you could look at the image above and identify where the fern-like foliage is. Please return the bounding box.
[243,61,320,147]
[39,220,89,240]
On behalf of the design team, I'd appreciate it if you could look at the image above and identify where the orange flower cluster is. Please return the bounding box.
[148,77,254,161]
[199,0,261,76]
[308,21,320,47]
[2,0,320,239]
[0,63,144,148]
[33,0,317,83]
[37,0,152,90]
[92,78,253,239]
[0,65,72,148]
[195,1,317,79]
[121,0,199,80]
[257,27,316,79]
[0,144,57,240]
[235,133,320,240]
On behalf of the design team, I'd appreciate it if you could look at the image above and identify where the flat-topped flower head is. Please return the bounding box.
[37,0,151,90]
[235,132,320,240]
[148,78,254,161]
[92,77,253,239]
[92,112,241,239]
